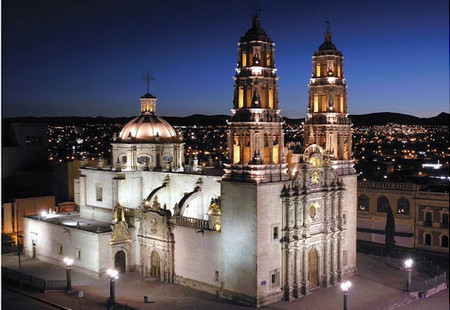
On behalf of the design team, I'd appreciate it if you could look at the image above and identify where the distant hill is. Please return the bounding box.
[348,112,449,127]
[164,114,228,126]
[3,112,448,127]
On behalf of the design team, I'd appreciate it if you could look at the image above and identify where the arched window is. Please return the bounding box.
[137,155,151,165]
[121,155,127,164]
[397,197,410,214]
[313,94,319,112]
[441,236,449,248]
[238,87,244,108]
[377,196,389,212]
[425,234,432,246]
[358,195,369,211]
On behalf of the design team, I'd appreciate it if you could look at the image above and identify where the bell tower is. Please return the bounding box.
[304,27,353,175]
[220,13,286,307]
[223,13,287,183]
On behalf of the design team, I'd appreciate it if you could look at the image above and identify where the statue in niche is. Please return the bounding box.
[111,204,130,244]
[114,205,126,223]
[152,196,161,210]
[173,203,180,216]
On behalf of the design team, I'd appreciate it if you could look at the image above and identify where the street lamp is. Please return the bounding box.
[107,268,119,307]
[340,280,352,310]
[404,258,413,291]
[63,257,74,292]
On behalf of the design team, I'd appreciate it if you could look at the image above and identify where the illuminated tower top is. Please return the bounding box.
[224,13,287,182]
[230,13,281,120]
[304,26,353,169]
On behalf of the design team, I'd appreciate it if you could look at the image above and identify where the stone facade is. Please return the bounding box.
[357,181,449,254]
[21,14,358,308]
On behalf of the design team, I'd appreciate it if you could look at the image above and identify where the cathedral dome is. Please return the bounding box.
[314,32,342,56]
[241,13,272,42]
[318,40,337,51]
[119,114,179,143]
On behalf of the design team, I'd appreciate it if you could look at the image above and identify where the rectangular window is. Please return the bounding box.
[270,270,280,287]
[273,226,279,240]
[266,52,271,66]
[57,243,63,254]
[268,88,274,109]
[233,143,240,164]
[442,213,449,228]
[246,87,252,108]
[316,63,321,77]
[260,88,267,108]
[238,88,244,108]
[96,185,103,201]
[321,94,327,112]
[214,271,219,282]
[313,94,319,112]
[424,212,432,226]
[272,145,279,164]
[242,52,247,67]
[11,204,15,231]
[76,248,81,260]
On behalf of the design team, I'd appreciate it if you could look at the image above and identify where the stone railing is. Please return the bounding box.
[174,216,209,230]
[358,181,418,191]
[416,190,449,200]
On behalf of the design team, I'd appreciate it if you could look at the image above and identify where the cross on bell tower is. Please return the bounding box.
[140,72,157,114]
[143,72,154,95]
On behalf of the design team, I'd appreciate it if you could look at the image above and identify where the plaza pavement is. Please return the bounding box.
[2,253,448,310]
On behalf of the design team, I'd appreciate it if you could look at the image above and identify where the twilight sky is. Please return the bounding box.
[2,0,449,118]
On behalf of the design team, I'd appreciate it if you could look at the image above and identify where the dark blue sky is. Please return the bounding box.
[2,0,449,118]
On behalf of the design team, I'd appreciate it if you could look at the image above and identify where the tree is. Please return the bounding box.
[385,206,396,258]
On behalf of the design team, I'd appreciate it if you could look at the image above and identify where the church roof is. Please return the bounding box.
[119,114,180,143]
[141,92,156,99]
[314,31,342,56]
[240,13,272,43]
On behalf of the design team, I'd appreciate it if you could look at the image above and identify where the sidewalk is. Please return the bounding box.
[2,253,448,310]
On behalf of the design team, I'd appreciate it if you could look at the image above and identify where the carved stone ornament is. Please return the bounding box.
[110,221,131,244]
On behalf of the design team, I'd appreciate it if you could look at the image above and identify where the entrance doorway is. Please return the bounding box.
[114,250,126,274]
[150,250,160,278]
[308,248,319,288]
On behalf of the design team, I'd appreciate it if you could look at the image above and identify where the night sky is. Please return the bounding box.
[2,0,449,118]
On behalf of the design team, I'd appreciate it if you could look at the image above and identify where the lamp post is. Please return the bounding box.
[107,268,119,307]
[340,280,352,310]
[63,257,74,292]
[404,258,413,292]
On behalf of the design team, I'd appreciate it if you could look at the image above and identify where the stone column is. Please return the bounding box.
[322,238,331,287]
[301,245,309,295]
[293,247,300,297]
[239,133,245,164]
[268,131,274,164]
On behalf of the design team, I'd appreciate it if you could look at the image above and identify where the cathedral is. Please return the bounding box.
[23,14,357,307]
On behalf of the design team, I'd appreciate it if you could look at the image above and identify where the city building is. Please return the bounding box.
[357,181,449,254]
[22,15,357,307]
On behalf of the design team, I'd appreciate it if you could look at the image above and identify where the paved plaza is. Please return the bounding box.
[2,253,448,310]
